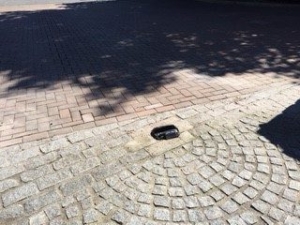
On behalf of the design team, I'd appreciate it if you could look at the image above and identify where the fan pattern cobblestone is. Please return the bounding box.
[1,82,300,224]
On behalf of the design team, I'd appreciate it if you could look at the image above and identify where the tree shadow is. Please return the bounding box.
[0,0,300,115]
[258,100,300,160]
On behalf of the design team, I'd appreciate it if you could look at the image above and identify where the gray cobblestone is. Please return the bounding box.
[288,171,300,181]
[12,147,41,165]
[99,148,126,164]
[44,204,61,220]
[267,182,284,194]
[120,150,149,165]
[127,216,147,225]
[221,183,238,195]
[198,180,213,192]
[211,191,225,202]
[40,138,70,153]
[256,156,268,163]
[137,182,151,193]
[29,211,48,225]
[153,196,169,208]
[25,152,58,170]
[70,157,100,175]
[0,165,24,181]
[112,182,127,193]
[80,197,94,210]
[169,178,182,187]
[25,190,61,213]
[244,187,258,199]
[0,204,24,221]
[0,179,19,193]
[137,171,152,183]
[91,181,106,193]
[285,161,298,171]
[233,192,250,205]
[249,180,265,190]
[153,208,170,221]
[66,205,80,218]
[75,190,90,201]
[188,209,205,222]
[119,170,132,181]
[251,200,271,214]
[294,205,300,217]
[110,193,127,208]
[261,190,279,205]
[227,216,248,225]
[21,165,53,183]
[173,210,187,222]
[172,198,185,209]
[83,208,102,224]
[289,180,300,191]
[239,170,252,180]
[67,131,94,144]
[204,206,223,220]
[105,175,120,187]
[199,166,215,179]
[168,187,184,197]
[2,182,39,207]
[181,164,197,175]
[61,196,75,208]
[210,162,223,172]
[240,211,258,224]
[210,175,226,186]
[123,201,137,214]
[49,216,66,225]
[277,199,294,213]
[142,161,154,171]
[253,172,269,184]
[283,188,298,202]
[98,187,115,200]
[285,216,300,225]
[198,196,215,207]
[138,193,152,204]
[96,200,114,215]
[184,184,200,196]
[137,204,151,217]
[36,168,73,190]
[271,174,288,185]
[222,170,235,180]
[220,200,239,213]
[184,196,199,208]
[123,188,138,200]
[92,163,123,181]
[152,185,167,196]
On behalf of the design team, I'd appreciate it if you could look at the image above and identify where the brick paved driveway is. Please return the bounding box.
[0,0,299,148]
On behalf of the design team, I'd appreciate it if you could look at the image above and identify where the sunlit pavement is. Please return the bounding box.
[0,0,300,224]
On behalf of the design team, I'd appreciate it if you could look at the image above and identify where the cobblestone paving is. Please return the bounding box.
[1,81,300,224]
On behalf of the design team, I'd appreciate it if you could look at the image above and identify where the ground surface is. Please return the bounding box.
[1,0,300,148]
[0,0,300,224]
[1,80,300,225]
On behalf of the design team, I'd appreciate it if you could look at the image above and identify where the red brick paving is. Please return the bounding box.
[0,0,299,147]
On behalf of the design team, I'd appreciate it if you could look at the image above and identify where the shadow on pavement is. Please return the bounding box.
[0,0,300,114]
[258,100,300,160]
